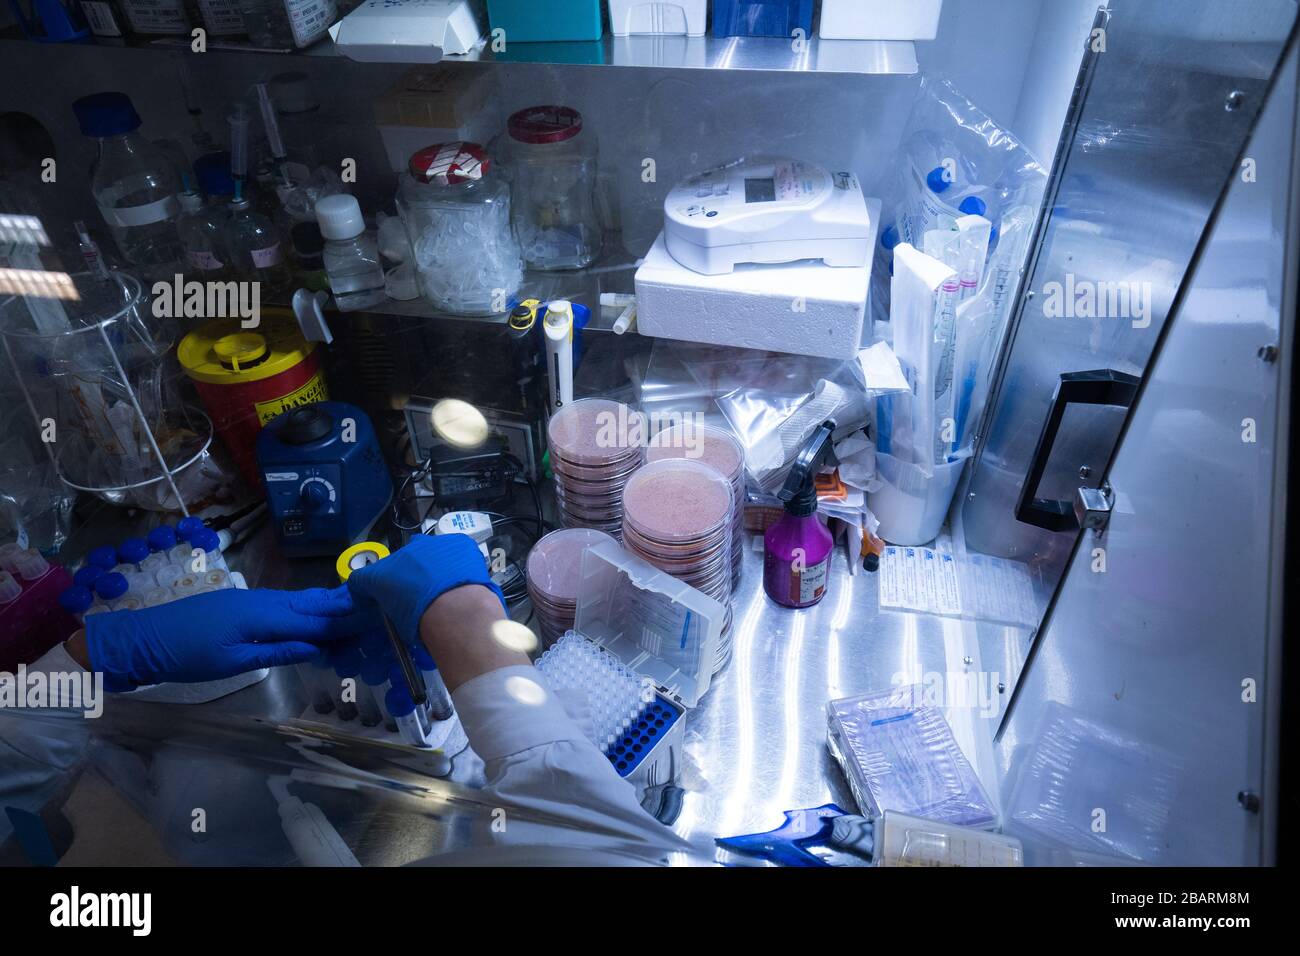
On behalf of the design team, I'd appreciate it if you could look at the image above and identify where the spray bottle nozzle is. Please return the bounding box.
[778,420,837,517]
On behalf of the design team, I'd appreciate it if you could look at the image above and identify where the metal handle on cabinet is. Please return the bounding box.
[1015,369,1139,532]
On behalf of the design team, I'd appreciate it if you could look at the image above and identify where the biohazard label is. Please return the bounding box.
[254,374,328,425]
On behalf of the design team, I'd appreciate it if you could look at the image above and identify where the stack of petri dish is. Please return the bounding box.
[621,458,735,672]
[646,421,746,591]
[548,398,645,538]
[526,527,618,646]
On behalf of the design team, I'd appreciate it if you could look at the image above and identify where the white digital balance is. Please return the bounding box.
[663,158,873,275]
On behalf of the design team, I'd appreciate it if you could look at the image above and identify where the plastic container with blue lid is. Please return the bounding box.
[88,545,120,571]
[713,0,814,38]
[176,516,207,542]
[59,585,95,619]
[147,526,178,553]
[118,537,150,569]
[94,572,129,603]
[74,565,105,589]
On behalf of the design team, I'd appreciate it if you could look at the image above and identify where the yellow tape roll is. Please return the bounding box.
[336,541,390,584]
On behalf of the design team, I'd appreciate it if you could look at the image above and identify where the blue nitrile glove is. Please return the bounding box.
[345,533,506,645]
[85,586,372,691]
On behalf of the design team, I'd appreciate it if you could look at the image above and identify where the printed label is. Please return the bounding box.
[251,244,284,268]
[187,249,224,272]
[120,0,190,34]
[286,0,338,47]
[99,195,180,228]
[253,374,328,425]
[81,1,125,36]
[198,0,246,35]
[798,557,829,604]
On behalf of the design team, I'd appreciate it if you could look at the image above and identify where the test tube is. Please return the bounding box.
[190,528,229,572]
[298,658,335,715]
[331,652,361,721]
[384,686,431,748]
[12,550,49,583]
[93,571,129,609]
[359,654,395,731]
[0,542,24,575]
[155,564,183,591]
[227,99,251,181]
[0,571,22,606]
[117,537,149,572]
[411,644,453,721]
[144,526,176,573]
[142,588,172,608]
[58,585,95,623]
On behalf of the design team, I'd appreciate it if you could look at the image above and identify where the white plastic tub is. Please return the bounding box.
[607,0,707,37]
[819,0,943,41]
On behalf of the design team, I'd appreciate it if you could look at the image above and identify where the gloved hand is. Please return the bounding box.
[86,586,371,691]
[346,533,505,645]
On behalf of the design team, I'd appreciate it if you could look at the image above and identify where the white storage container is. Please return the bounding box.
[607,0,707,36]
[819,0,943,41]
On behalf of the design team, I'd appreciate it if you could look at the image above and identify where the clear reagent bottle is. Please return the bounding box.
[314,194,386,311]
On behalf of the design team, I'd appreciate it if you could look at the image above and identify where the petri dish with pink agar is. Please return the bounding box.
[526,528,618,645]
[647,422,747,589]
[548,398,646,537]
[621,458,735,672]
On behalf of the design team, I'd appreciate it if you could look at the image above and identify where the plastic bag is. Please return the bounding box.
[639,340,906,494]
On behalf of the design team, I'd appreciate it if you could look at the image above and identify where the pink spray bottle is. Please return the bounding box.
[763,420,836,609]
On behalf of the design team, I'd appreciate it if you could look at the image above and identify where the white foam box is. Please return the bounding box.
[634,198,880,360]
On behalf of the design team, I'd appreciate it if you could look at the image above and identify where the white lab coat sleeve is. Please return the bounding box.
[450,664,692,860]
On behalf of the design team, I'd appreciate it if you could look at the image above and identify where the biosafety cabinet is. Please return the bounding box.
[0,0,1295,868]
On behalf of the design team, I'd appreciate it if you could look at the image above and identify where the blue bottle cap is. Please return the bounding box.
[359,654,391,687]
[176,516,206,542]
[59,585,94,615]
[147,526,177,552]
[191,528,221,553]
[73,565,105,588]
[118,537,149,565]
[411,644,437,672]
[880,224,900,250]
[88,545,120,570]
[958,195,987,217]
[385,686,416,718]
[193,152,236,198]
[94,572,128,601]
[926,166,953,194]
[332,647,361,678]
[358,627,390,658]
[72,92,142,138]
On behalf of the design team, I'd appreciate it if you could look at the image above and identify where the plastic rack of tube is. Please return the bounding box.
[535,631,655,754]
[55,516,234,622]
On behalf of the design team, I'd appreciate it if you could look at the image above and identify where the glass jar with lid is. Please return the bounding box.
[502,105,601,271]
[396,142,523,316]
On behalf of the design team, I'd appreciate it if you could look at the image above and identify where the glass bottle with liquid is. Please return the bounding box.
[314,194,386,311]
[223,183,292,296]
[177,187,229,280]
[73,92,183,281]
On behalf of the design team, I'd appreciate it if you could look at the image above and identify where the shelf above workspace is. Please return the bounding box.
[0,30,916,76]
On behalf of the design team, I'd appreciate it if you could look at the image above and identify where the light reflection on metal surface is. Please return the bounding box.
[0,268,79,300]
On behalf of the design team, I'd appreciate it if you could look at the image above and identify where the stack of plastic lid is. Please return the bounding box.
[548,398,645,538]
[621,458,735,672]
[526,527,618,646]
[646,421,746,590]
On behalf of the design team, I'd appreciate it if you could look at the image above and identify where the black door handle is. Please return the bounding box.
[1015,369,1140,532]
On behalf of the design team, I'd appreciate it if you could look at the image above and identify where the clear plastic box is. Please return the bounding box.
[826,683,995,829]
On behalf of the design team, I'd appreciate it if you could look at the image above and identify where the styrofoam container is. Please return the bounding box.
[635,208,878,360]
[819,0,943,41]
[607,0,706,36]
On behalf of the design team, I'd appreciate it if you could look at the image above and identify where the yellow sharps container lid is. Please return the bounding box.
[178,313,317,385]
